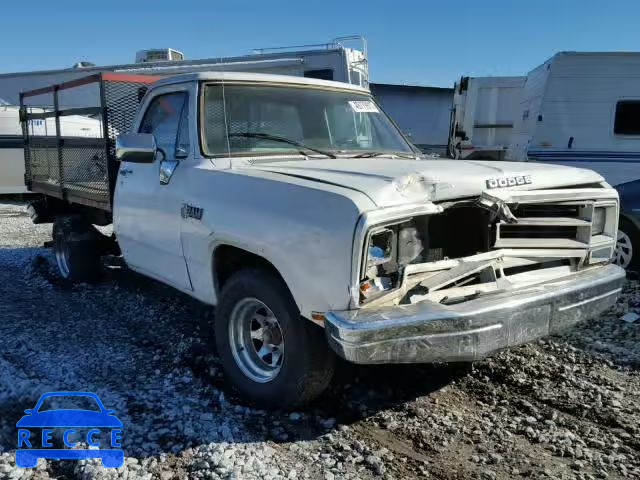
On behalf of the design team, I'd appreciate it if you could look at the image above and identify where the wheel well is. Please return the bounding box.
[620,213,640,233]
[213,245,288,293]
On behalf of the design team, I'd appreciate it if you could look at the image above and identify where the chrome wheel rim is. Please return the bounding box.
[613,229,633,269]
[54,236,71,279]
[228,298,284,383]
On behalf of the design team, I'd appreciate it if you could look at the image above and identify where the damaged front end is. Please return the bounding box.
[358,188,619,308]
[325,187,626,364]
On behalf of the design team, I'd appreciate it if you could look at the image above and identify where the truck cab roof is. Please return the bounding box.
[149,71,371,93]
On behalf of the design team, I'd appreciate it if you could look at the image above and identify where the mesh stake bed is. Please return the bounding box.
[20,73,162,213]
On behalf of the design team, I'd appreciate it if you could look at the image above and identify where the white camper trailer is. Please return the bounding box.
[0,38,368,105]
[506,52,640,269]
[0,98,29,194]
[507,52,640,185]
[0,37,368,194]
[449,76,525,160]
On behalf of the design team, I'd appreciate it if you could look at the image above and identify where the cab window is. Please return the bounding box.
[139,92,189,157]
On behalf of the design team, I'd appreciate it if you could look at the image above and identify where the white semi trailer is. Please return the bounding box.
[369,83,453,156]
[0,37,368,194]
[449,76,525,160]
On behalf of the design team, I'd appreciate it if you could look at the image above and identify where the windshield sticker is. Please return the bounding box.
[348,100,379,113]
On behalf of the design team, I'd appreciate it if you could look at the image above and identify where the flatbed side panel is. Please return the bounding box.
[20,73,163,214]
[101,76,160,202]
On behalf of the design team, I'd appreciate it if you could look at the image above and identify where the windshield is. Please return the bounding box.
[202,84,415,157]
[0,98,10,106]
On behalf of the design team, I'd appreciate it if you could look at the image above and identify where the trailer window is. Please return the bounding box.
[614,101,640,135]
[140,92,188,157]
[304,69,334,81]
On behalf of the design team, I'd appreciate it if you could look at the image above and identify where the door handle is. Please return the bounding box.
[119,168,133,177]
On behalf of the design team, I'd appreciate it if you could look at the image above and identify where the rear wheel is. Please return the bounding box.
[213,269,335,408]
[614,217,639,271]
[26,199,52,224]
[52,216,102,282]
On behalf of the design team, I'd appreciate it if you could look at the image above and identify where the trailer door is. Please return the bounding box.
[114,89,192,291]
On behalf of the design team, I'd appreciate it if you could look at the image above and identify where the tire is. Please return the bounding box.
[614,217,640,271]
[213,269,335,408]
[26,201,42,223]
[26,199,53,224]
[52,216,102,282]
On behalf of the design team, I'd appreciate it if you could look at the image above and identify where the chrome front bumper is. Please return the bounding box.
[325,264,625,364]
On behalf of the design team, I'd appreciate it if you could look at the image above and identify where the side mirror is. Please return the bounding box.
[116,133,156,163]
[105,409,115,415]
[23,409,34,414]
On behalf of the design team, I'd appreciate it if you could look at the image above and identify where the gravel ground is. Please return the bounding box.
[0,200,639,480]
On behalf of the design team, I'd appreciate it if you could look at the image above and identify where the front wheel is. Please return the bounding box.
[614,217,639,270]
[213,269,335,408]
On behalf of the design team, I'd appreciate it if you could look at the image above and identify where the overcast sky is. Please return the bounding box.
[1,0,638,87]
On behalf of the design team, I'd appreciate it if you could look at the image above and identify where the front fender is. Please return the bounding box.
[616,179,640,228]
[179,168,366,317]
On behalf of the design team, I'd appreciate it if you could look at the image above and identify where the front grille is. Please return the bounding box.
[500,225,578,239]
[511,204,580,218]
[494,202,594,249]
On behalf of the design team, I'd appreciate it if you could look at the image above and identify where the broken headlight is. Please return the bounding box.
[360,220,428,302]
[361,228,397,300]
[367,228,394,268]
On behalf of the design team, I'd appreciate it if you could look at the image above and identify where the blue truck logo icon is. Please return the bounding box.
[15,391,123,468]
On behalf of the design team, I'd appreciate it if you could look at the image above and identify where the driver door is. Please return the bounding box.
[114,89,192,290]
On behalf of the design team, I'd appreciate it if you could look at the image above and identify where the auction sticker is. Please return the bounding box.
[348,100,379,113]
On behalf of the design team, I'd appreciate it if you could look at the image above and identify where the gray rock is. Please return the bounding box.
[366,455,385,475]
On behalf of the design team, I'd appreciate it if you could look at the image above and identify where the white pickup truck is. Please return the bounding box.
[21,71,625,407]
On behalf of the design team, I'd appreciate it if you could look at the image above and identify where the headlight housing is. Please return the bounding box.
[591,207,606,235]
[587,202,619,264]
[367,229,394,268]
[361,228,398,300]
[360,219,429,302]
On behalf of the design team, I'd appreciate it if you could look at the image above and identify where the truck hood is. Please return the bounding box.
[245,158,604,206]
